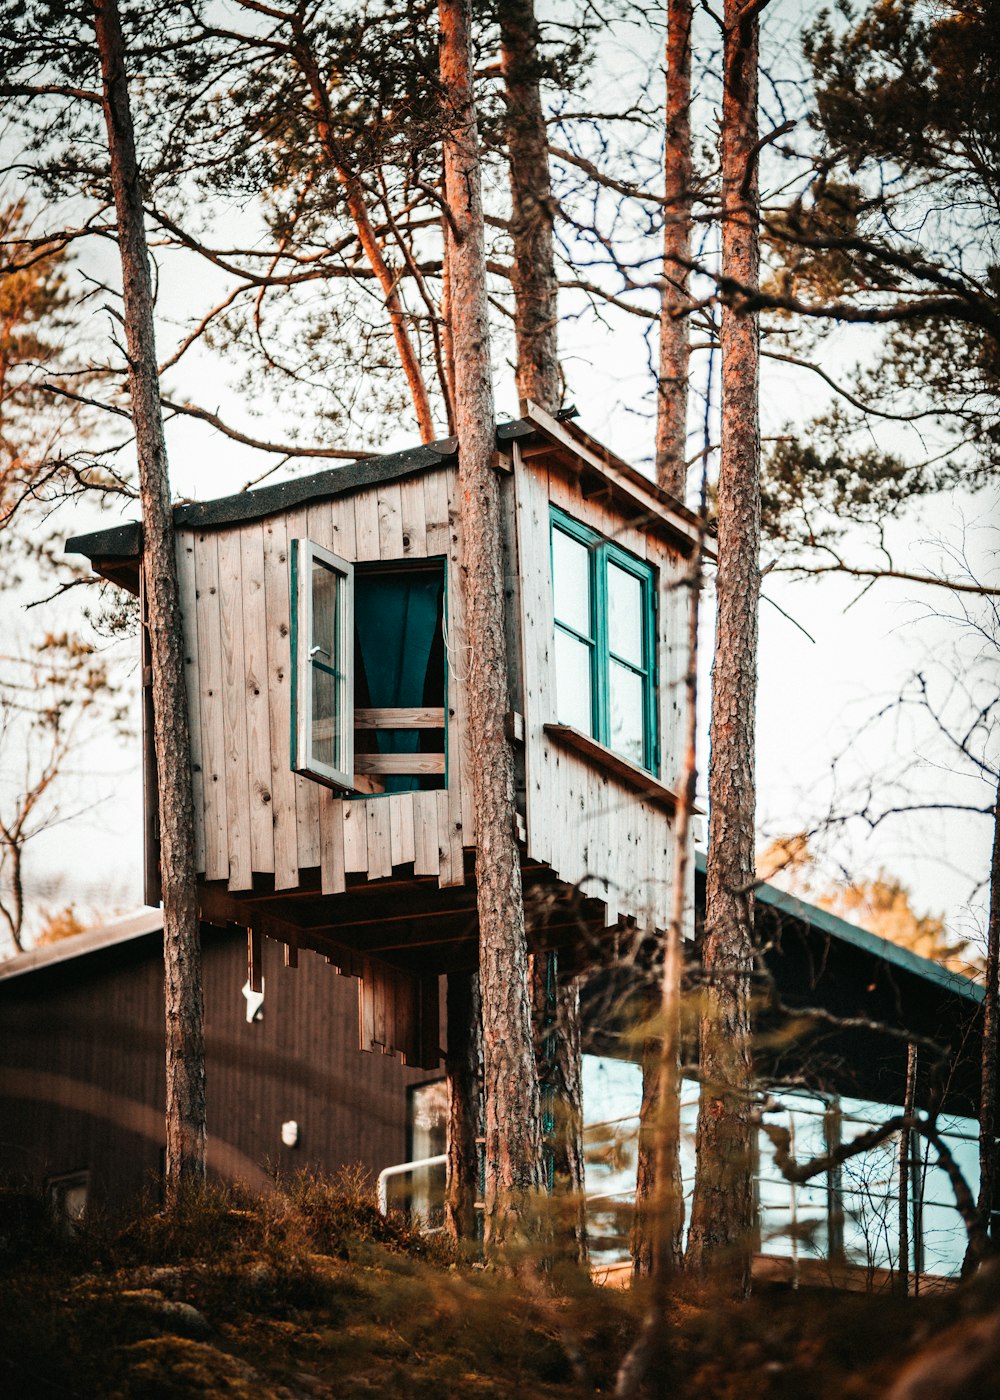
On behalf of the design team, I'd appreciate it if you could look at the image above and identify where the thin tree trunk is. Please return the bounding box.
[445,969,482,1243]
[92,0,206,1195]
[499,0,560,413]
[967,773,1000,1272]
[616,483,704,1399]
[685,0,761,1297]
[897,1042,917,1297]
[439,0,545,1254]
[655,0,694,498]
[531,954,587,1262]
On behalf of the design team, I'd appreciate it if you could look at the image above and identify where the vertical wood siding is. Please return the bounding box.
[177,453,689,934]
[178,466,469,893]
[513,444,688,934]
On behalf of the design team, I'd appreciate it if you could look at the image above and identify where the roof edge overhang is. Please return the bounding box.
[65,409,711,591]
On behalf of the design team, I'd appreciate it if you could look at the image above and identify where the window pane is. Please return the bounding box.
[552,528,591,637]
[312,557,339,658]
[311,558,342,772]
[609,659,644,765]
[554,628,593,735]
[607,562,644,667]
[311,662,341,770]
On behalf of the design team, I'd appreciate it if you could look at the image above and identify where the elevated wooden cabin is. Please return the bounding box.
[68,403,701,1070]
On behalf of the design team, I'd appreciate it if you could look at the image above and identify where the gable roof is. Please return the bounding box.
[65,410,702,593]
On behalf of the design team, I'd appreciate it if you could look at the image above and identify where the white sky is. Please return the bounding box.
[7,0,998,956]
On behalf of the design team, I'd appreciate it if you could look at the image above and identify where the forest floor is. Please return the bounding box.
[2,1176,999,1399]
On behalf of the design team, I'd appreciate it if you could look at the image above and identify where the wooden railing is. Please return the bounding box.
[353,706,446,776]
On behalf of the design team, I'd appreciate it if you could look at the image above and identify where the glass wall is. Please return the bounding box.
[582,1056,978,1281]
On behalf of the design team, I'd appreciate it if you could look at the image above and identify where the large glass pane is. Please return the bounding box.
[311,661,340,770]
[608,659,644,765]
[311,557,339,658]
[554,627,593,735]
[607,562,644,667]
[552,527,591,637]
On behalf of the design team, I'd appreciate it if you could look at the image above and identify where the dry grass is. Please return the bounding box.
[1,1175,997,1398]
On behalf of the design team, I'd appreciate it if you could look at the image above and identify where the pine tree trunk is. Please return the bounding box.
[445,969,482,1242]
[531,955,587,1261]
[968,773,1000,1271]
[92,0,206,1195]
[684,0,761,1297]
[499,0,560,413]
[655,0,693,498]
[439,0,545,1253]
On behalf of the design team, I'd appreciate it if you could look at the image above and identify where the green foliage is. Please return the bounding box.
[761,0,999,551]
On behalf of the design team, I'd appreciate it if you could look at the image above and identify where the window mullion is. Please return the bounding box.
[594,543,609,747]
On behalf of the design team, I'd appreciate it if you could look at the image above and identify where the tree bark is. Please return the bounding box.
[445,968,482,1243]
[92,0,206,1195]
[655,0,694,498]
[685,0,761,1297]
[617,495,704,1398]
[439,0,545,1254]
[967,772,1000,1272]
[499,0,560,413]
[531,954,587,1262]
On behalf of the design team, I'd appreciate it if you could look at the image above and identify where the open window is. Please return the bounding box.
[550,509,658,773]
[291,539,354,789]
[292,543,446,794]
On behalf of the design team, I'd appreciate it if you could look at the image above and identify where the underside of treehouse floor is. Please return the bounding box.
[196,854,629,1069]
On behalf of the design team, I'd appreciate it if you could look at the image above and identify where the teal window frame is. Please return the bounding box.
[290,537,355,791]
[550,507,659,773]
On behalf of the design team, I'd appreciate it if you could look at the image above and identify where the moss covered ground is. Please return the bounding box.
[1,1175,998,1398]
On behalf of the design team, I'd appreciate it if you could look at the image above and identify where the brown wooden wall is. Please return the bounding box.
[176,465,471,897]
[512,443,690,934]
[0,929,436,1211]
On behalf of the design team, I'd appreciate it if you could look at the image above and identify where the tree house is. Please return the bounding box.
[68,403,700,1070]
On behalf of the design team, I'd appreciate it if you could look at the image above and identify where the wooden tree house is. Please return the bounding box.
[68,403,701,1071]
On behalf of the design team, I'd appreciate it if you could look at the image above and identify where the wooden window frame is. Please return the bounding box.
[290,537,355,791]
[550,507,659,774]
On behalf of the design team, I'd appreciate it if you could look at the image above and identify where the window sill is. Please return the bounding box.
[543,724,679,812]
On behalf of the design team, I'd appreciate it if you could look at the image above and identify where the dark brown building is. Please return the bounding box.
[0,913,436,1215]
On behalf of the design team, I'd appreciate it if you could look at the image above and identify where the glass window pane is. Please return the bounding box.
[607,562,644,667]
[552,528,591,637]
[312,557,339,659]
[554,628,593,735]
[609,660,644,765]
[311,662,340,770]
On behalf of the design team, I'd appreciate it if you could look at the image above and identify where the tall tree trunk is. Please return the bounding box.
[92,0,206,1195]
[967,773,1000,1272]
[531,954,587,1261]
[616,491,704,1399]
[499,0,560,413]
[685,0,761,1297]
[501,0,586,1257]
[445,968,482,1243]
[655,0,694,498]
[439,0,545,1253]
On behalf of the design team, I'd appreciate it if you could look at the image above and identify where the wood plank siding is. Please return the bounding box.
[511,441,690,935]
[174,442,691,1018]
[177,467,469,896]
[0,926,437,1212]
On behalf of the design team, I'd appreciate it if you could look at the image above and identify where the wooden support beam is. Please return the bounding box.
[247,924,263,994]
[354,753,445,776]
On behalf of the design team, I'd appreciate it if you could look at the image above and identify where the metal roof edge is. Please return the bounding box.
[694,849,983,1005]
[0,908,164,983]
